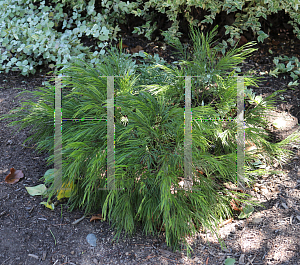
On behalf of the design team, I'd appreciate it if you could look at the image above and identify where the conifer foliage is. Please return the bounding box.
[2,26,299,254]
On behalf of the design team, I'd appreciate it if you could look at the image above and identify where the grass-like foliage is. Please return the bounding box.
[2,26,300,255]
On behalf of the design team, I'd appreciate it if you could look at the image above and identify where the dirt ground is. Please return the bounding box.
[1,33,300,265]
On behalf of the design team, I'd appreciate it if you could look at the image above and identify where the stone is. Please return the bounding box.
[251,213,263,224]
[86,233,97,247]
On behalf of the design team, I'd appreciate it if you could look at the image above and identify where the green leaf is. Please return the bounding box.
[26,184,47,196]
[224,258,236,265]
[11,57,17,63]
[269,68,279,77]
[286,61,294,71]
[238,204,255,219]
[13,32,19,40]
[80,25,86,32]
[48,21,54,28]
[32,34,39,41]
[290,72,299,81]
[43,169,55,183]
[288,80,299,87]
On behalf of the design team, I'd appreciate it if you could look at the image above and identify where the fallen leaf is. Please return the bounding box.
[230,198,242,211]
[224,258,236,265]
[234,35,248,46]
[90,214,103,222]
[5,168,24,184]
[218,218,233,228]
[130,45,144,54]
[238,204,255,219]
[26,184,47,196]
[239,35,248,46]
[40,201,55,210]
[56,181,74,200]
[117,42,129,49]
[206,257,209,265]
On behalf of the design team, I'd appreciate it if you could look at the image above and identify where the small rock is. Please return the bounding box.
[125,252,129,256]
[86,233,97,247]
[70,251,75,255]
[239,253,245,264]
[251,216,263,224]
[93,258,98,264]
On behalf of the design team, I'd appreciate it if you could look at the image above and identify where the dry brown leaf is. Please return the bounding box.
[218,218,233,228]
[90,213,103,222]
[230,198,242,211]
[5,168,24,184]
[117,42,129,49]
[130,45,144,54]
[234,35,248,46]
[206,257,209,265]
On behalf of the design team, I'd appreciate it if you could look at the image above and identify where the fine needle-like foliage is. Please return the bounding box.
[1,28,300,256]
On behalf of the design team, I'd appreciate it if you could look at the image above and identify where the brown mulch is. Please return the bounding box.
[1,30,300,265]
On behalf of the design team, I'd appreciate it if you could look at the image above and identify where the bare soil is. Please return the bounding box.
[1,34,300,265]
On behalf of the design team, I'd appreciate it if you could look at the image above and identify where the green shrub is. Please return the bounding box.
[2,0,300,77]
[0,0,137,75]
[2,26,299,255]
[130,0,300,47]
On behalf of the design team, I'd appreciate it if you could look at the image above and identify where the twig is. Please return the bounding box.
[0,211,6,217]
[1,258,10,265]
[72,215,86,225]
[160,255,178,262]
[246,253,257,265]
[49,228,56,245]
[142,254,156,261]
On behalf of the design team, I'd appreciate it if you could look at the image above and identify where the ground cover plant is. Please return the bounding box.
[1,0,300,78]
[1,26,300,256]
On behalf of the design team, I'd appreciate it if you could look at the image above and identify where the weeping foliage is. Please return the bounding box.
[1,26,300,255]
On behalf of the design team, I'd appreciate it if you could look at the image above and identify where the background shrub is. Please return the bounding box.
[1,0,300,76]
